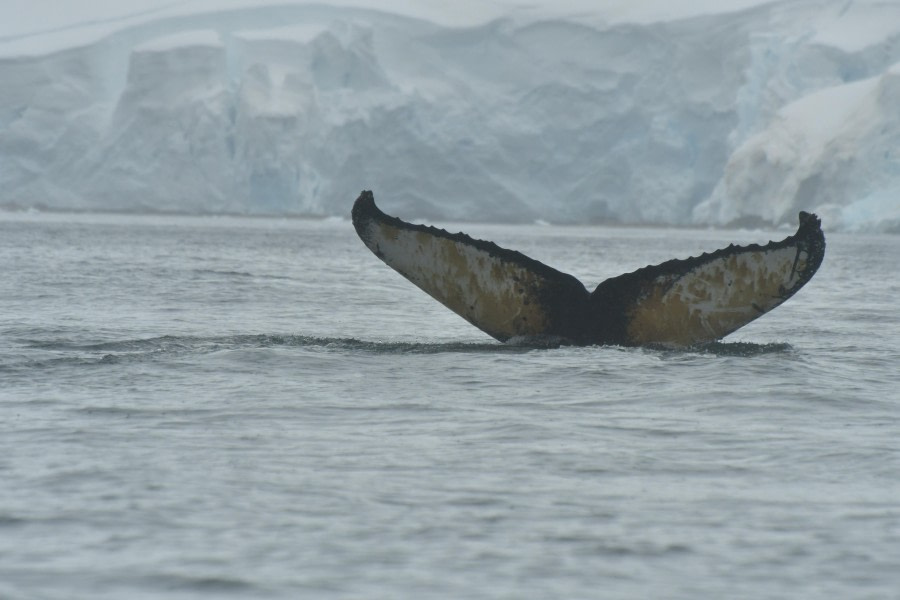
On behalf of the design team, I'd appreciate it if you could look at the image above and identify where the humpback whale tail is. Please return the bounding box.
[351,191,825,347]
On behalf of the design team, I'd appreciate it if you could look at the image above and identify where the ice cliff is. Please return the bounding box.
[1,0,899,231]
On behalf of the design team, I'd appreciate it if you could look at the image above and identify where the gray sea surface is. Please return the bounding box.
[1,211,898,599]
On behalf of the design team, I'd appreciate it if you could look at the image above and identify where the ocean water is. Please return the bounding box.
[1,211,898,599]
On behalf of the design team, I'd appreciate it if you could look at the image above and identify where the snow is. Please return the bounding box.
[0,0,509,55]
[1,0,900,231]
[810,2,900,52]
[0,0,783,48]
[134,29,223,52]
[694,61,900,231]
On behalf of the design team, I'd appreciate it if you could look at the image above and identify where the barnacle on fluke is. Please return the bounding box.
[352,191,825,347]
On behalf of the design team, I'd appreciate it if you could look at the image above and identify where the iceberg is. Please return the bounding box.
[1,0,899,231]
[694,62,900,231]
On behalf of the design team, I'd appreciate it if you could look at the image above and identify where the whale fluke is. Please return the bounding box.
[351,191,825,347]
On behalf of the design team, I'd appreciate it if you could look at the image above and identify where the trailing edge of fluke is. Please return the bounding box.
[351,190,825,347]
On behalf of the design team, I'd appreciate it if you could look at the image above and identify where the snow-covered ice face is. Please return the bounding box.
[1,0,899,231]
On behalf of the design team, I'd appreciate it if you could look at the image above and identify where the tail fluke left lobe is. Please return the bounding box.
[351,191,591,343]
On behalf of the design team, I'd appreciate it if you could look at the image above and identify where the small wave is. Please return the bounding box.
[272,335,553,355]
[0,514,27,527]
[72,403,219,417]
[293,336,532,354]
[24,335,204,353]
[695,341,794,356]
[18,334,796,365]
[652,341,795,357]
[189,268,294,281]
[505,334,568,348]
[17,334,537,366]
[141,573,258,594]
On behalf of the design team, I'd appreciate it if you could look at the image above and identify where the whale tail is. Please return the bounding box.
[351,190,825,347]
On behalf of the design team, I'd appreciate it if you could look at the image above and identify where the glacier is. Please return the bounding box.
[1,0,899,231]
